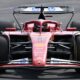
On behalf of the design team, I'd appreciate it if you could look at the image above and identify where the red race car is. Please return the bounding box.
[0,6,80,72]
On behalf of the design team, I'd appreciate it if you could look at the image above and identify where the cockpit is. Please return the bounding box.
[23,20,60,32]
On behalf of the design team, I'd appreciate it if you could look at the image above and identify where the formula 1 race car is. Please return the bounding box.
[0,5,80,73]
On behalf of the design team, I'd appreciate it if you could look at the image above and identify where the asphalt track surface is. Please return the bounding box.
[0,0,80,80]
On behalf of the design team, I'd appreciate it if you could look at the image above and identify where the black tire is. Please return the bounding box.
[70,21,80,31]
[76,36,80,60]
[0,34,9,73]
[0,21,15,31]
[0,34,9,63]
[75,36,80,72]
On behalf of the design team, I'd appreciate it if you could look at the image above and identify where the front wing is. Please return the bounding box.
[0,58,80,69]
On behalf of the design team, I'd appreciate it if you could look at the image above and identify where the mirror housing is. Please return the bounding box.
[66,27,77,31]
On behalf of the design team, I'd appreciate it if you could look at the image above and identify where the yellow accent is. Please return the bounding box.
[34,43,44,47]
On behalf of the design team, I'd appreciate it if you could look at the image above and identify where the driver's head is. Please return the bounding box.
[34,23,40,28]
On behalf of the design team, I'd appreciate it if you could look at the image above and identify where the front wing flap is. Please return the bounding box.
[0,58,80,69]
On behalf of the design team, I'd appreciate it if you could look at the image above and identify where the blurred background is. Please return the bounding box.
[0,0,80,29]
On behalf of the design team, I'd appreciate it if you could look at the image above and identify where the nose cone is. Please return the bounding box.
[33,57,46,66]
[30,32,52,67]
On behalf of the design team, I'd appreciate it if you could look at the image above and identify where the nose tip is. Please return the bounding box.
[33,58,46,66]
[36,58,42,64]
[38,60,41,64]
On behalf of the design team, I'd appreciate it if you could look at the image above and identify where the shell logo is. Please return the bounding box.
[34,43,44,47]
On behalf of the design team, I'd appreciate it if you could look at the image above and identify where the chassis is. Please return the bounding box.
[0,6,80,72]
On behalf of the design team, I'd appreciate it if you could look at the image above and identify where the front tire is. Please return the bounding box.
[0,35,9,63]
[0,34,9,73]
[75,36,80,72]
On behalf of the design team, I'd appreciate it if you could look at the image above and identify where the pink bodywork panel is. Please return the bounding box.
[30,32,52,66]
[3,30,78,36]
[1,19,80,68]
